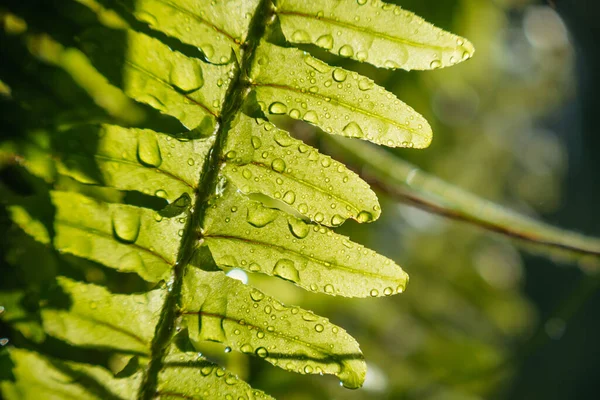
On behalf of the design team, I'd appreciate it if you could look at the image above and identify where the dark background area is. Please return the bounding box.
[509,1,600,399]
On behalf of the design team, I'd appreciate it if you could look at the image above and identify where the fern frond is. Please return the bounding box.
[0,0,475,397]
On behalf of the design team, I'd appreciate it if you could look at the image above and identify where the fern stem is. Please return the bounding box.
[136,1,274,399]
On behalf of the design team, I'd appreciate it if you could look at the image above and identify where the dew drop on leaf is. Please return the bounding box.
[332,68,347,82]
[256,347,269,358]
[271,158,286,173]
[342,122,364,138]
[288,217,310,239]
[339,44,354,57]
[273,259,300,282]
[169,62,203,93]
[112,210,141,243]
[246,204,278,228]
[137,134,162,167]
[316,34,334,50]
[269,102,288,115]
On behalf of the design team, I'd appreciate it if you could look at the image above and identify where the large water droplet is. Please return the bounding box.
[137,134,162,167]
[251,136,262,149]
[292,30,311,42]
[316,34,334,50]
[269,102,288,115]
[169,62,203,93]
[274,131,293,147]
[256,347,269,358]
[331,214,345,226]
[304,56,330,73]
[342,122,364,138]
[240,344,254,354]
[288,217,310,239]
[357,211,374,223]
[112,209,141,243]
[271,158,286,173]
[273,259,300,282]
[282,191,296,205]
[250,289,265,302]
[358,78,374,91]
[246,204,278,228]
[332,68,347,82]
[303,111,319,124]
[339,44,354,57]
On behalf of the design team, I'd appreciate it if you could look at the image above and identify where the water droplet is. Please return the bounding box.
[225,150,237,160]
[314,212,324,223]
[300,112,318,126]
[155,189,167,198]
[358,78,374,91]
[112,209,141,243]
[288,217,310,239]
[169,62,203,93]
[339,44,354,57]
[331,214,344,226]
[282,191,296,205]
[225,376,237,385]
[383,287,394,296]
[357,0,367,4]
[256,347,269,358]
[251,136,262,149]
[342,122,364,138]
[298,204,308,214]
[370,289,379,297]
[246,204,278,228]
[137,134,162,167]
[269,102,288,115]
[357,211,374,223]
[271,158,286,173]
[289,109,301,119]
[241,344,253,354]
[304,56,330,73]
[316,34,334,50]
[274,131,293,147]
[324,284,334,294]
[315,324,324,332]
[304,365,314,374]
[0,338,8,346]
[430,59,442,69]
[332,68,347,82]
[224,347,232,353]
[356,50,368,61]
[187,158,195,166]
[201,365,213,376]
[384,60,400,69]
[250,289,265,302]
[292,30,310,42]
[273,259,300,282]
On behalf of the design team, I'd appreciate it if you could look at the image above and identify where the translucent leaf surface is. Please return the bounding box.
[158,348,274,399]
[0,349,141,400]
[250,41,432,148]
[203,187,408,297]
[0,292,45,343]
[276,0,475,70]
[9,191,183,281]
[21,125,213,203]
[81,28,233,130]
[124,0,261,63]
[221,113,379,226]
[182,268,365,388]
[41,277,164,354]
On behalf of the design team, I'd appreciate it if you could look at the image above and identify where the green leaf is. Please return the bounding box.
[0,348,141,400]
[9,191,184,281]
[182,268,366,389]
[123,0,261,63]
[221,113,380,226]
[158,347,274,399]
[80,28,234,130]
[41,277,165,354]
[203,186,408,298]
[30,124,214,203]
[275,0,475,70]
[250,41,432,148]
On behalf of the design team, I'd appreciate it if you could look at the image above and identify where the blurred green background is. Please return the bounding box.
[1,0,599,399]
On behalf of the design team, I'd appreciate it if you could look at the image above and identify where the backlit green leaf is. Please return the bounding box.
[221,113,379,226]
[182,268,366,388]
[123,0,260,63]
[8,191,183,281]
[250,41,432,148]
[276,0,475,70]
[0,348,141,400]
[80,28,233,130]
[203,186,408,298]
[41,277,164,354]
